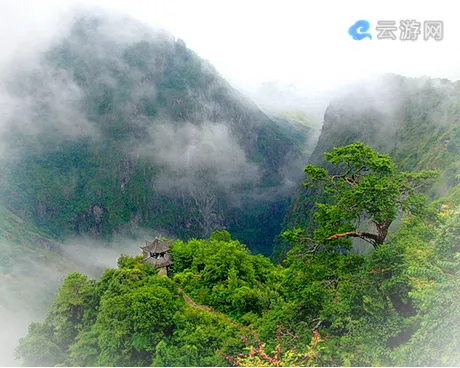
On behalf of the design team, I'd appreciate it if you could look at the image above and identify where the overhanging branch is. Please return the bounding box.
[326,231,379,248]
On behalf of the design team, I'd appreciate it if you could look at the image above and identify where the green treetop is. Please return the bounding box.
[302,142,438,248]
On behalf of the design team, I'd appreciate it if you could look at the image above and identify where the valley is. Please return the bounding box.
[0,9,459,368]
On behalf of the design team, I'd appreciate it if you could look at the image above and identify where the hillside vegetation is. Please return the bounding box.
[16,143,460,366]
[2,14,460,368]
[0,14,311,256]
[275,75,460,260]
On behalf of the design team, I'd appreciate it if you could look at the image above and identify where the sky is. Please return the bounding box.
[1,0,459,108]
[87,0,460,91]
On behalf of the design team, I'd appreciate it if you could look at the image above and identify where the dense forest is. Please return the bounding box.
[1,12,460,367]
[15,143,460,366]
[0,14,313,256]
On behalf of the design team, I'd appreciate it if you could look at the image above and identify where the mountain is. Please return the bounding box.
[0,13,313,255]
[14,185,460,366]
[275,74,460,260]
[8,51,460,367]
[0,14,315,364]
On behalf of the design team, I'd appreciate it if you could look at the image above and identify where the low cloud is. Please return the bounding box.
[0,233,155,366]
[137,121,260,193]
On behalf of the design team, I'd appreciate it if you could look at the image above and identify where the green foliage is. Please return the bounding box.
[276,142,459,366]
[0,202,56,250]
[15,272,96,366]
[12,119,460,368]
[15,322,66,367]
[153,306,245,367]
[170,231,277,319]
[391,207,460,366]
[280,76,460,261]
[15,249,251,367]
[1,14,311,256]
[304,142,438,247]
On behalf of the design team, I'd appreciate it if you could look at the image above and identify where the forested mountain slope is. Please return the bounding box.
[0,14,311,255]
[0,13,314,364]
[5,13,460,367]
[11,69,460,368]
[276,74,460,260]
[16,180,460,366]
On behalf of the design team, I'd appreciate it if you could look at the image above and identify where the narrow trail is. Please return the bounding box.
[176,288,244,329]
[177,288,214,313]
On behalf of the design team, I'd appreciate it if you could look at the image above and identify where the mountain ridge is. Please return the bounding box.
[0,13,313,255]
[275,74,460,260]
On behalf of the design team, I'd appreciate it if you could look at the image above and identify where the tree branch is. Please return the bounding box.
[312,319,323,331]
[293,236,322,255]
[331,166,353,181]
[400,182,429,195]
[326,231,379,247]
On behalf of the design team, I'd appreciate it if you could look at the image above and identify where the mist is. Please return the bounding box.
[0,6,263,177]
[0,234,155,366]
[0,6,313,364]
[139,121,260,192]
[319,74,460,147]
[2,1,459,366]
